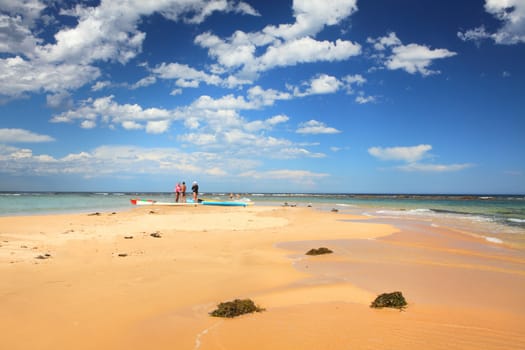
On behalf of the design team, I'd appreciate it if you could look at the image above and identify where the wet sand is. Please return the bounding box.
[1,205,524,349]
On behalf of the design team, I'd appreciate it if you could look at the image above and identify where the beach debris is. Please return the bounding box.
[149,210,156,214]
[306,247,333,256]
[118,253,128,257]
[331,208,339,212]
[150,232,162,238]
[124,236,134,239]
[35,253,51,260]
[370,291,407,309]
[88,212,101,216]
[210,299,264,318]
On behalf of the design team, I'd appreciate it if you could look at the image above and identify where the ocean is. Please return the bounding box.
[1,192,524,247]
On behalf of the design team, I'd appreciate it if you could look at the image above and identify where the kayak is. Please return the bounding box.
[130,198,251,207]
[130,199,198,206]
[201,200,249,207]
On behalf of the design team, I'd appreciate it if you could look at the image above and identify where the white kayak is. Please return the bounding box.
[130,198,198,206]
[130,198,251,207]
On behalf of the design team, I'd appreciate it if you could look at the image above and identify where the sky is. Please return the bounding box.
[0,0,524,194]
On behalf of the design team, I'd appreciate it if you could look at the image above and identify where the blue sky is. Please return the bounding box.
[1,0,524,194]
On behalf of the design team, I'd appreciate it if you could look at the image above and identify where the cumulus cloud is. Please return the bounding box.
[239,169,329,181]
[152,62,222,88]
[0,13,42,57]
[130,76,157,90]
[192,86,292,111]
[0,56,100,98]
[195,0,361,80]
[0,128,55,143]
[163,0,260,24]
[396,163,473,172]
[46,91,73,109]
[368,32,456,76]
[146,120,170,134]
[293,74,342,96]
[458,0,525,45]
[369,144,472,172]
[0,0,261,98]
[296,120,341,134]
[0,143,263,178]
[50,95,173,131]
[290,73,367,97]
[368,144,432,163]
[355,93,376,104]
[91,80,111,91]
[262,0,358,40]
[257,37,360,73]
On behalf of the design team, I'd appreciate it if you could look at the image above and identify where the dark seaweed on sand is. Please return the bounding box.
[370,291,407,309]
[210,299,264,318]
[305,247,333,255]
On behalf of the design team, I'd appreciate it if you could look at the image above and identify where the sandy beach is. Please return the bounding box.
[1,205,524,350]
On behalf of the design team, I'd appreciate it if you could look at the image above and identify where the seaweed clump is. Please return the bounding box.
[306,247,333,256]
[210,299,264,318]
[370,291,407,309]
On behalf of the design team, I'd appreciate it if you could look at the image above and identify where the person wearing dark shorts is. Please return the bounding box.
[192,181,199,203]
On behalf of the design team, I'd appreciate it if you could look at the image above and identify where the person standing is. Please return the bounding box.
[192,181,199,203]
[174,182,181,202]
[181,181,187,203]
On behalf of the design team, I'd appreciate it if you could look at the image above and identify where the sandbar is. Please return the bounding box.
[1,205,524,349]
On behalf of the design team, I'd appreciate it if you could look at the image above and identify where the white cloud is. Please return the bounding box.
[173,0,260,24]
[50,95,174,131]
[387,44,457,76]
[46,91,73,109]
[146,120,170,134]
[366,32,401,51]
[121,121,143,130]
[130,76,156,89]
[179,133,217,146]
[80,120,96,129]
[192,86,292,111]
[195,0,361,80]
[0,1,261,98]
[355,94,376,104]
[369,32,456,76]
[294,74,342,96]
[262,0,358,40]
[0,144,245,177]
[0,56,100,98]
[0,13,41,57]
[369,144,472,173]
[459,0,525,44]
[152,62,222,87]
[91,80,111,91]
[457,26,492,44]
[170,88,183,96]
[296,120,341,134]
[0,128,55,143]
[396,163,473,172]
[342,74,366,86]
[245,114,289,132]
[368,144,432,163]
[267,114,289,125]
[239,169,329,185]
[257,37,360,73]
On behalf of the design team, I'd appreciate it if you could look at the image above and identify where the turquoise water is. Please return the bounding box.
[1,192,524,245]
